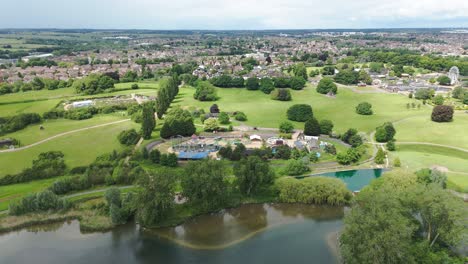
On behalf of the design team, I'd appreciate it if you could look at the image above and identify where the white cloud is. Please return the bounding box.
[0,0,467,28]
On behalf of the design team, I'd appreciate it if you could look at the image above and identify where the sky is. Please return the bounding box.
[1,0,468,29]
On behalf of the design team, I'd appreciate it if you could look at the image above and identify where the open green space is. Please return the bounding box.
[0,98,62,116]
[395,112,468,150]
[391,144,468,191]
[174,84,429,134]
[0,177,67,211]
[0,120,138,177]
[446,172,468,193]
[3,114,129,145]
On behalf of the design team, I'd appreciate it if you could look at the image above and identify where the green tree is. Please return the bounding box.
[245,77,260,90]
[203,118,219,132]
[432,95,444,105]
[293,63,308,80]
[141,103,155,140]
[287,104,313,122]
[316,77,337,94]
[355,102,373,115]
[319,119,334,135]
[289,76,306,90]
[193,81,217,101]
[375,122,396,143]
[218,112,230,124]
[271,88,292,101]
[375,148,386,164]
[358,70,372,85]
[279,121,294,133]
[181,160,228,211]
[118,129,140,145]
[437,75,451,86]
[135,170,176,226]
[431,105,454,122]
[234,156,274,196]
[259,77,275,94]
[304,117,320,136]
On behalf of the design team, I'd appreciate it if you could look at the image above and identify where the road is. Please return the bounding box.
[0,119,131,153]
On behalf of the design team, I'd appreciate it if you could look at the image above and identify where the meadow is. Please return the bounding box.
[174,84,430,134]
[0,120,138,176]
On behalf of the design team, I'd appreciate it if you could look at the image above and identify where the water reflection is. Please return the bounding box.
[317,169,383,191]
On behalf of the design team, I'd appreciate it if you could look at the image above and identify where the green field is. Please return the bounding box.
[395,112,468,150]
[391,144,468,191]
[0,177,66,211]
[3,114,128,145]
[0,120,138,176]
[174,84,429,134]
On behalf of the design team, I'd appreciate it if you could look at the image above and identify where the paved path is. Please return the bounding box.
[0,119,131,153]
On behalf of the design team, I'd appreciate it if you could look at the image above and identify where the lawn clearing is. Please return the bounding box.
[174,84,429,134]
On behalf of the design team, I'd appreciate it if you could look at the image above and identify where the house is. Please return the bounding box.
[250,135,262,141]
[72,100,94,108]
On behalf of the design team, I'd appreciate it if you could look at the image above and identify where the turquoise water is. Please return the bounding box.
[317,169,384,191]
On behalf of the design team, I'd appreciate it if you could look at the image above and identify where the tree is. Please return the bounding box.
[334,70,359,85]
[259,77,275,94]
[319,120,334,135]
[432,95,444,105]
[279,121,294,133]
[287,104,313,122]
[289,76,306,90]
[141,103,155,140]
[234,111,247,121]
[321,66,335,75]
[437,75,451,86]
[203,118,219,132]
[415,88,433,100]
[194,81,217,101]
[283,159,310,175]
[131,83,139,90]
[245,77,260,90]
[271,88,292,101]
[105,187,121,207]
[393,157,401,167]
[316,77,337,94]
[375,148,386,164]
[451,86,465,99]
[181,160,228,211]
[135,170,176,226]
[348,134,363,147]
[210,104,220,114]
[386,140,396,151]
[118,129,140,145]
[341,128,358,145]
[234,156,274,196]
[416,168,447,189]
[431,105,454,122]
[304,117,320,136]
[375,122,396,142]
[355,102,373,115]
[160,107,196,138]
[149,149,161,164]
[358,70,372,85]
[218,112,230,124]
[293,63,308,80]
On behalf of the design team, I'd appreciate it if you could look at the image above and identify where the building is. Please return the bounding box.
[72,100,94,108]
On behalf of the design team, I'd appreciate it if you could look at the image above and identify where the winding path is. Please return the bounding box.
[0,119,131,153]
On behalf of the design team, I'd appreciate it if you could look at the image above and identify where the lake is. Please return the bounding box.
[317,169,384,191]
[0,204,344,264]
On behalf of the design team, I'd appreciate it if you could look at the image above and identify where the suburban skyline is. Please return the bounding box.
[2,0,468,29]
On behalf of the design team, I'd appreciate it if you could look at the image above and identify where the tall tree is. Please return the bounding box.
[141,103,155,139]
[304,117,321,136]
[234,156,274,196]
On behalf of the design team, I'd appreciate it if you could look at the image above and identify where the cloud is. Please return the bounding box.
[0,0,467,29]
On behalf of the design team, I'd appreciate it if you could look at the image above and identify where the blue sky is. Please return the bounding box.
[2,0,467,29]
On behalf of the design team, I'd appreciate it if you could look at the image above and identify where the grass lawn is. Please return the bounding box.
[174,84,429,134]
[0,99,62,116]
[391,144,468,191]
[3,114,129,145]
[0,120,139,177]
[0,177,67,211]
[446,172,468,193]
[395,112,468,150]
[0,88,76,104]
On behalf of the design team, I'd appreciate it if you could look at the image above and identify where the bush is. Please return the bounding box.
[304,117,321,136]
[355,102,373,115]
[287,104,313,122]
[149,149,161,163]
[319,120,334,135]
[334,70,359,85]
[131,84,139,90]
[9,190,69,216]
[290,77,306,90]
[393,157,401,167]
[336,148,363,165]
[193,81,218,101]
[274,145,291,160]
[324,144,337,155]
[234,112,247,121]
[218,112,230,124]
[276,177,351,205]
[431,105,454,122]
[283,159,310,176]
[432,95,444,105]
[0,113,42,135]
[414,88,433,100]
[316,77,337,94]
[246,77,260,90]
[375,148,386,164]
[118,129,140,146]
[375,122,396,143]
[279,121,294,133]
[386,140,396,151]
[271,88,291,101]
[204,118,219,132]
[260,77,275,94]
[437,75,451,86]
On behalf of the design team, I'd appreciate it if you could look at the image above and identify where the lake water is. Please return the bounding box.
[0,204,344,264]
[317,169,384,191]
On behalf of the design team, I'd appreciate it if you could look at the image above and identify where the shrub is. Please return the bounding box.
[276,177,352,205]
[393,157,401,167]
[0,113,42,135]
[375,148,386,164]
[283,159,310,176]
[218,112,230,124]
[271,88,292,101]
[193,81,218,101]
[131,84,139,89]
[274,145,291,160]
[386,140,396,151]
[414,88,433,100]
[355,102,373,115]
[287,104,313,122]
[316,77,337,94]
[149,149,161,163]
[260,77,275,94]
[324,144,337,155]
[375,122,396,143]
[334,70,359,85]
[304,117,321,136]
[204,118,219,132]
[431,105,454,122]
[336,148,363,165]
[432,95,444,105]
[9,190,69,216]
[437,75,451,86]
[290,76,306,90]
[279,121,294,133]
[319,120,334,135]
[245,77,260,90]
[118,129,140,145]
[234,112,247,121]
